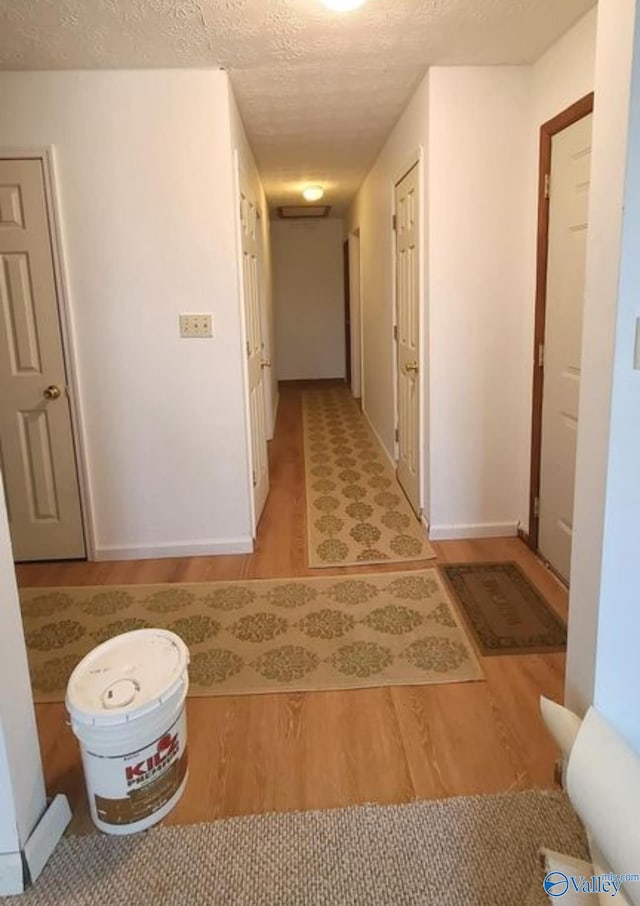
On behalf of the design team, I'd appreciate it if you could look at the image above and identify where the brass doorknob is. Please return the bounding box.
[404,362,419,374]
[43,385,62,400]
[261,359,272,369]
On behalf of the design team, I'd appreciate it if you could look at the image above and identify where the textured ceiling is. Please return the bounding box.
[0,0,596,211]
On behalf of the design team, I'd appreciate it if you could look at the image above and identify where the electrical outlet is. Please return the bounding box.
[179,314,213,338]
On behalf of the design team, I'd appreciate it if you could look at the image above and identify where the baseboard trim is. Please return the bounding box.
[93,537,254,561]
[0,795,71,895]
[362,407,396,471]
[429,522,519,541]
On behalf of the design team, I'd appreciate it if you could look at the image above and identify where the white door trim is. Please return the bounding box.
[0,146,95,560]
[348,229,363,401]
[391,145,426,517]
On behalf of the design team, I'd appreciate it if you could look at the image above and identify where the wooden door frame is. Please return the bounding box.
[0,146,94,559]
[527,93,594,550]
[391,147,426,524]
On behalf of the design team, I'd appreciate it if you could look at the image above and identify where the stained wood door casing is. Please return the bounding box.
[538,114,593,582]
[0,159,85,561]
[394,164,420,515]
[240,192,269,527]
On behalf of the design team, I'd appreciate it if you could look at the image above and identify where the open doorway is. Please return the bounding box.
[529,93,594,583]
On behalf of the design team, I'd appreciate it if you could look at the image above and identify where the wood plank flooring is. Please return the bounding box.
[16,381,567,832]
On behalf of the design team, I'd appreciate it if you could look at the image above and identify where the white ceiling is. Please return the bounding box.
[0,0,596,211]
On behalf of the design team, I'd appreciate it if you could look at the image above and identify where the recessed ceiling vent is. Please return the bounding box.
[277,205,331,219]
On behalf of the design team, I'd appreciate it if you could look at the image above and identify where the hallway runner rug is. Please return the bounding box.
[303,387,436,567]
[441,562,567,655]
[20,570,481,702]
[0,791,587,906]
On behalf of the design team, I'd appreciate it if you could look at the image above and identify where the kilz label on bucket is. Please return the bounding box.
[91,709,188,827]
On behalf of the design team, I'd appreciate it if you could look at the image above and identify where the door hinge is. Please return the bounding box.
[246,340,251,357]
[393,324,398,341]
[533,496,540,518]
[252,470,257,488]
[544,173,550,200]
[392,214,397,231]
[395,426,399,443]
[538,343,545,368]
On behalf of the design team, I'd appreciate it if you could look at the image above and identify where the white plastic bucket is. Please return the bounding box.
[65,628,190,835]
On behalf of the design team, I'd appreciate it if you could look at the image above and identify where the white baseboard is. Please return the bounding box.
[0,795,71,895]
[362,407,396,471]
[24,795,72,886]
[93,536,254,561]
[428,522,519,542]
[0,851,23,897]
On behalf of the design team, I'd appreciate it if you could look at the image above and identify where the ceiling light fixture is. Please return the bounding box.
[321,0,367,11]
[302,185,325,202]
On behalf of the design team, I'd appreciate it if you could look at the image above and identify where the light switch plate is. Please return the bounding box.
[179,314,213,338]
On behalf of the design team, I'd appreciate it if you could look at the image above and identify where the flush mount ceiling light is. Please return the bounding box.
[320,0,367,11]
[302,185,325,202]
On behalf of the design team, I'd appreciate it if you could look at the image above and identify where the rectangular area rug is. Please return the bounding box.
[440,562,567,656]
[303,387,436,567]
[0,791,587,906]
[20,570,481,702]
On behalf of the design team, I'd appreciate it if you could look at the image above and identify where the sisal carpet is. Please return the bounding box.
[20,570,482,702]
[1,791,588,906]
[441,562,567,656]
[303,387,436,567]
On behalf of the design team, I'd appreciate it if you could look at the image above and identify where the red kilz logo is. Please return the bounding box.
[126,733,179,786]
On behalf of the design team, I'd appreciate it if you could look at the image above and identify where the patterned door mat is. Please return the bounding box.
[303,387,436,567]
[20,570,482,701]
[440,562,567,656]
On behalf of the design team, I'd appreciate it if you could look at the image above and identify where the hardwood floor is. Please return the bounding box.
[17,381,567,832]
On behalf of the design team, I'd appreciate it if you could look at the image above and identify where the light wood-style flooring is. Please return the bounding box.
[16,381,566,831]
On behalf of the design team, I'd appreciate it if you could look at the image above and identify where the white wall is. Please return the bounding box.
[566,0,639,724]
[0,70,252,559]
[228,89,278,438]
[273,218,346,381]
[0,483,46,857]
[593,2,640,752]
[427,67,530,539]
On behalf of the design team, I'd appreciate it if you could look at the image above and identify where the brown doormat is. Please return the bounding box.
[440,562,567,656]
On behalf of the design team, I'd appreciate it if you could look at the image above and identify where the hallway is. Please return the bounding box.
[18,381,568,832]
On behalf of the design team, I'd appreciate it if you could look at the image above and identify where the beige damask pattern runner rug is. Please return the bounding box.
[20,570,482,702]
[303,387,436,567]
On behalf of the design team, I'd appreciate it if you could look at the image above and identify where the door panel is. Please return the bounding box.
[0,159,85,561]
[240,191,269,526]
[538,114,593,582]
[395,164,420,514]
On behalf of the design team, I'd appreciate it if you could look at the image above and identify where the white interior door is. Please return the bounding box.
[539,113,593,582]
[240,191,269,528]
[395,164,420,515]
[0,158,85,561]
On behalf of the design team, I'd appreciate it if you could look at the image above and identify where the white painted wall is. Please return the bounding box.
[273,218,346,381]
[0,482,46,856]
[345,73,430,514]
[228,89,278,437]
[566,0,639,723]
[593,3,640,753]
[0,70,252,559]
[427,67,530,539]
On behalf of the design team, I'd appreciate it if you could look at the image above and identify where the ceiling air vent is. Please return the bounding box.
[278,205,331,219]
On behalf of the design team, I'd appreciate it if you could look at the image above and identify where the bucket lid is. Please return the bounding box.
[65,629,189,727]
